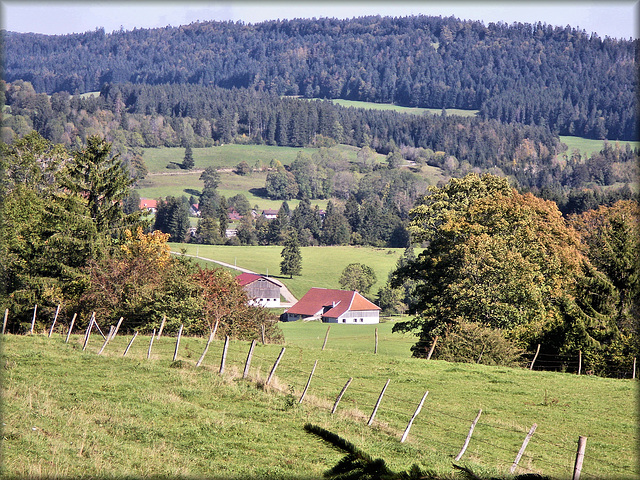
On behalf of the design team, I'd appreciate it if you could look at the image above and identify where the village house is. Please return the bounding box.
[139,198,157,213]
[236,273,282,308]
[261,209,279,219]
[282,288,380,324]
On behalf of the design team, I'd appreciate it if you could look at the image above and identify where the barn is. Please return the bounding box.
[236,273,281,308]
[282,288,380,324]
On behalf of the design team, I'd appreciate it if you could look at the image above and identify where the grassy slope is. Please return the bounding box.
[328,98,479,117]
[171,244,405,300]
[2,328,637,479]
[559,135,640,158]
[136,143,392,210]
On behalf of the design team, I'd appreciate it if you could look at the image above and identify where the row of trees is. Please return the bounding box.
[0,133,281,339]
[383,174,638,376]
[4,15,637,139]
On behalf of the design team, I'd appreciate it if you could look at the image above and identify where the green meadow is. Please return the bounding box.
[559,135,639,158]
[171,244,405,301]
[321,98,479,117]
[2,323,637,479]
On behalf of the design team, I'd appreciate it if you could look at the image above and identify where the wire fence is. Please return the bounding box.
[5,310,639,480]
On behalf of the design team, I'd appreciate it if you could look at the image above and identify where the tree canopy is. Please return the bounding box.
[392,174,630,374]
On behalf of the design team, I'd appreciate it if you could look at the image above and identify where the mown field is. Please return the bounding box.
[327,98,479,117]
[170,244,405,301]
[558,135,639,158]
[2,324,637,479]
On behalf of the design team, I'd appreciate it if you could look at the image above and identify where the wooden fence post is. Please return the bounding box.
[401,390,429,443]
[261,324,266,344]
[374,328,378,354]
[196,329,216,368]
[2,308,8,335]
[172,324,183,362]
[510,423,537,473]
[368,379,391,426]
[266,347,286,386]
[157,315,166,338]
[572,436,587,480]
[147,329,156,360]
[123,331,138,357]
[299,359,318,404]
[455,409,482,461]
[530,344,541,370]
[219,335,230,375]
[426,336,438,360]
[112,317,124,338]
[242,339,257,378]
[48,304,61,337]
[65,313,77,344]
[578,350,582,375]
[322,326,331,351]
[30,304,37,334]
[82,313,95,351]
[633,357,636,380]
[331,377,353,414]
[97,326,115,355]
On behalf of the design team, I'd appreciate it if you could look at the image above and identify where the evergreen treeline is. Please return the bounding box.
[3,15,637,140]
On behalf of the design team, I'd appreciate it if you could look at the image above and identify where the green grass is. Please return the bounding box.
[137,143,391,210]
[142,143,374,174]
[2,326,637,479]
[171,244,405,300]
[559,135,640,158]
[327,99,479,117]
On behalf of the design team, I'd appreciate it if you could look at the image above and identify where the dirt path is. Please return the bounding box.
[174,252,297,307]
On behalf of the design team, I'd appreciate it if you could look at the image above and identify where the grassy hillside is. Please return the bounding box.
[171,244,405,300]
[559,135,640,158]
[328,98,479,117]
[2,326,637,479]
[141,143,379,173]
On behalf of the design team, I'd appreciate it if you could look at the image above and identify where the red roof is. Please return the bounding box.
[236,273,263,286]
[140,198,157,209]
[286,288,380,319]
[235,273,280,288]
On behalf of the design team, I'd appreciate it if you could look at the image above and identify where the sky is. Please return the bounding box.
[1,1,638,40]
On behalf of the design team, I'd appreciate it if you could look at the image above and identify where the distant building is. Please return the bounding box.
[236,273,281,308]
[262,209,279,219]
[139,198,157,213]
[282,288,380,324]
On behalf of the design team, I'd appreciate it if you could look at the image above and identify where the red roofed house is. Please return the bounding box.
[139,198,157,213]
[283,288,380,324]
[236,273,281,308]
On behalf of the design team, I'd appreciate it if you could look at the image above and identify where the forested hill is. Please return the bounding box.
[3,15,637,140]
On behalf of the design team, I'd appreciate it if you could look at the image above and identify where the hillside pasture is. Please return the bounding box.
[141,143,378,174]
[171,244,405,301]
[2,325,637,480]
[324,98,480,117]
[559,135,640,158]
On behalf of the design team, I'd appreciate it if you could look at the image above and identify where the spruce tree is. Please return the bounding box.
[182,145,194,170]
[280,230,302,278]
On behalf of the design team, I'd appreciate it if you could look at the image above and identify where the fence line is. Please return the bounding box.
[7,319,638,480]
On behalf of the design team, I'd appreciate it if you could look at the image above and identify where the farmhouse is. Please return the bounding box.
[236,273,281,308]
[282,288,380,324]
[139,198,157,213]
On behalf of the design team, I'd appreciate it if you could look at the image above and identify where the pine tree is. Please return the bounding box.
[182,145,194,170]
[280,230,302,278]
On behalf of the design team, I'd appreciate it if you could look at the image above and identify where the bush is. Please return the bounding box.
[429,322,525,367]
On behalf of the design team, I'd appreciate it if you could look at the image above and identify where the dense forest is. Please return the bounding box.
[3,15,637,140]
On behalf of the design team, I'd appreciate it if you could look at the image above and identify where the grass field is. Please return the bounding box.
[323,99,479,118]
[136,143,393,211]
[171,244,405,301]
[141,143,377,173]
[559,135,640,158]
[2,325,637,479]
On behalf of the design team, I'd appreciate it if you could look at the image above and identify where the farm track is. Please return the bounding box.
[174,252,297,307]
